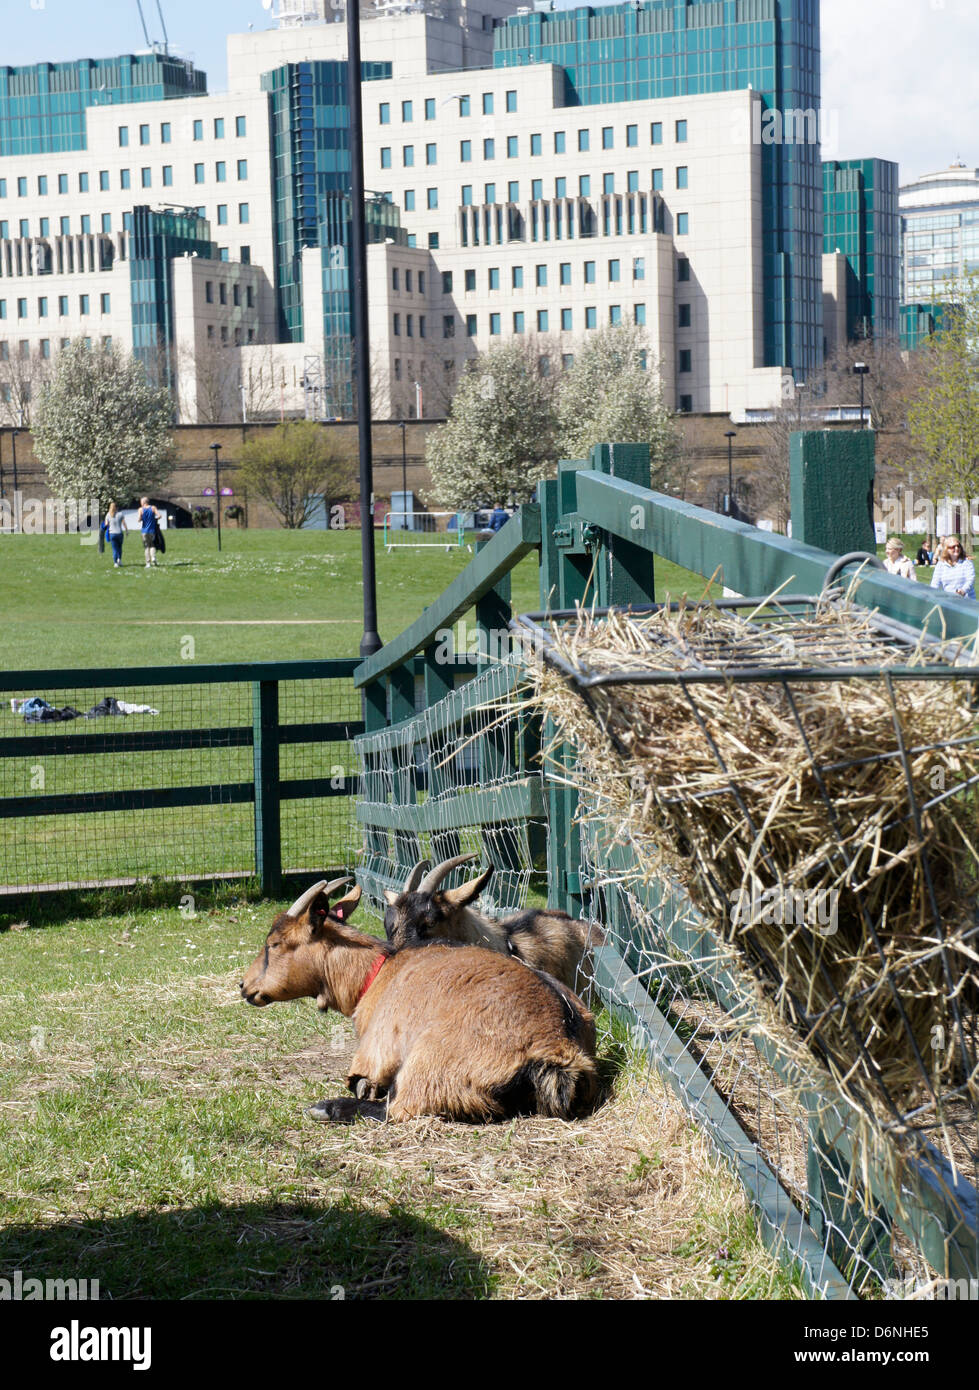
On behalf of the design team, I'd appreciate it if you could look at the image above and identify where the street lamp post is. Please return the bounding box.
[11,428,20,498]
[400,419,408,531]
[796,381,806,428]
[724,430,736,518]
[0,432,5,504]
[347,0,381,659]
[210,442,222,552]
[853,362,869,429]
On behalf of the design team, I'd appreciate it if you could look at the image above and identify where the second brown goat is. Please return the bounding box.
[382,856,603,991]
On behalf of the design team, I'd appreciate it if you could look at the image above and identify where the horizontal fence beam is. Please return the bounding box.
[354,506,541,688]
[357,776,544,833]
[0,784,256,818]
[574,472,979,641]
[0,659,363,693]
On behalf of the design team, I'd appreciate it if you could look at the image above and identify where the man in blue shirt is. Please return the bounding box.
[489,503,509,532]
[930,537,976,599]
[140,496,161,568]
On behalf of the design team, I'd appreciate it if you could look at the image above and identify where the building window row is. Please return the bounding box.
[390,267,427,295]
[1,159,248,202]
[204,281,255,309]
[459,303,647,337]
[380,91,518,125]
[0,290,110,320]
[391,313,427,338]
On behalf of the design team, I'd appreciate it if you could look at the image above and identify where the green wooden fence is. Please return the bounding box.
[352,435,979,1299]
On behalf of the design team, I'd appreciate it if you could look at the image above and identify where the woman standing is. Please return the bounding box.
[930,537,976,599]
[105,502,127,568]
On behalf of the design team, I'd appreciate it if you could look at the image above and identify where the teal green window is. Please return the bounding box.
[535,264,547,287]
[531,178,542,200]
[585,306,596,329]
[633,256,644,281]
[193,120,203,141]
[489,312,500,335]
[651,123,662,145]
[461,185,472,205]
[676,166,688,189]
[442,271,452,292]
[17,297,26,317]
[17,177,26,197]
[489,267,500,289]
[59,218,69,235]
[584,261,595,284]
[79,294,89,314]
[214,118,225,139]
[513,311,524,332]
[426,143,437,165]
[555,177,566,198]
[101,213,111,232]
[482,93,494,115]
[161,122,171,143]
[58,174,67,193]
[380,103,390,124]
[237,160,248,179]
[425,98,436,120]
[141,168,151,188]
[537,309,548,331]
[465,269,476,291]
[559,262,570,285]
[402,100,413,121]
[554,131,565,153]
[484,182,496,203]
[461,140,471,161]
[38,175,47,195]
[459,96,470,116]
[634,303,645,326]
[483,138,495,158]
[118,126,129,147]
[508,135,519,157]
[677,212,689,235]
[512,265,524,288]
[466,313,477,336]
[404,189,415,209]
[38,296,47,317]
[578,129,589,151]
[139,124,150,145]
[608,259,620,282]
[39,217,48,236]
[403,146,414,167]
[99,171,109,190]
[239,203,250,223]
[603,173,614,194]
[100,293,110,313]
[609,304,621,324]
[676,120,688,143]
[381,147,392,168]
[216,161,227,182]
[236,116,246,137]
[530,133,541,156]
[627,171,638,192]
[508,180,519,202]
[427,187,438,209]
[18,218,28,236]
[602,127,613,149]
[506,90,517,113]
[121,169,131,189]
[194,163,204,183]
[79,172,89,192]
[217,205,228,225]
[626,124,638,148]
[652,168,663,191]
[579,175,590,196]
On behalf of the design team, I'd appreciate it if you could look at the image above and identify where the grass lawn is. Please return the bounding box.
[0,526,716,670]
[0,896,803,1300]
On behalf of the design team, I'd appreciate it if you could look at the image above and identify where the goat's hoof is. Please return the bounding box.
[309,1097,360,1124]
[351,1076,387,1101]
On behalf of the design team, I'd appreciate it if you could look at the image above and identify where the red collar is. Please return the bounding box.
[356,952,388,1006]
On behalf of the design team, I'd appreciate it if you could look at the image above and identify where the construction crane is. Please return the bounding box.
[135,0,170,55]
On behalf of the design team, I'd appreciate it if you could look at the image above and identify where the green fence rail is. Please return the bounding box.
[353,435,979,1299]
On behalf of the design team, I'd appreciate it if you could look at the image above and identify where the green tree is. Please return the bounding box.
[556,324,680,487]
[906,274,979,552]
[425,342,557,509]
[237,419,356,529]
[32,343,174,505]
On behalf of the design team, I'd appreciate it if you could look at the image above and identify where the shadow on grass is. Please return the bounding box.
[0,1201,493,1300]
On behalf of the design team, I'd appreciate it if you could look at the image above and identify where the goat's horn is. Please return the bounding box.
[286,877,351,919]
[403,860,431,894]
[418,854,478,894]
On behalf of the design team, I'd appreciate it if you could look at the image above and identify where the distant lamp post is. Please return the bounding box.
[11,428,20,498]
[0,431,5,503]
[724,429,737,518]
[209,442,222,551]
[853,362,869,429]
[400,419,408,532]
[796,381,807,427]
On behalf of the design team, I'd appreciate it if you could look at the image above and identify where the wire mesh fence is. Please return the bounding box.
[355,661,547,917]
[0,663,363,894]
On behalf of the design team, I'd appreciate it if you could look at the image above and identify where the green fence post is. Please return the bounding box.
[252,679,281,898]
[389,662,420,876]
[790,430,876,554]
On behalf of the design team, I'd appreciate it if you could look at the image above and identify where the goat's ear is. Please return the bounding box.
[441,865,494,907]
[330,884,362,923]
[383,889,399,907]
[306,894,334,938]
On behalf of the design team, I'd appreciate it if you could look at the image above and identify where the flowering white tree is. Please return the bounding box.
[33,343,174,505]
[556,324,680,487]
[425,342,557,509]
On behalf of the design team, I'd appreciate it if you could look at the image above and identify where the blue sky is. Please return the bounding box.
[4,0,977,179]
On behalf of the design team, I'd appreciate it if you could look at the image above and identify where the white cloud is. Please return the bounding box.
[821,0,979,181]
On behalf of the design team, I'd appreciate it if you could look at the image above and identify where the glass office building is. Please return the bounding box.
[823,158,899,343]
[493,0,822,376]
[0,54,206,157]
[129,206,215,390]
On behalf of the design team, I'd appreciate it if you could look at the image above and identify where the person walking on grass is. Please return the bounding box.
[930,536,976,599]
[105,501,127,568]
[139,496,161,568]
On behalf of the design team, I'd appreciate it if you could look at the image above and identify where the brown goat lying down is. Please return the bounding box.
[240,878,598,1124]
[383,856,604,992]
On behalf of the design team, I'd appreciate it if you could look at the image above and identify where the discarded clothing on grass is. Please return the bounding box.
[84,697,160,718]
[19,695,160,722]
